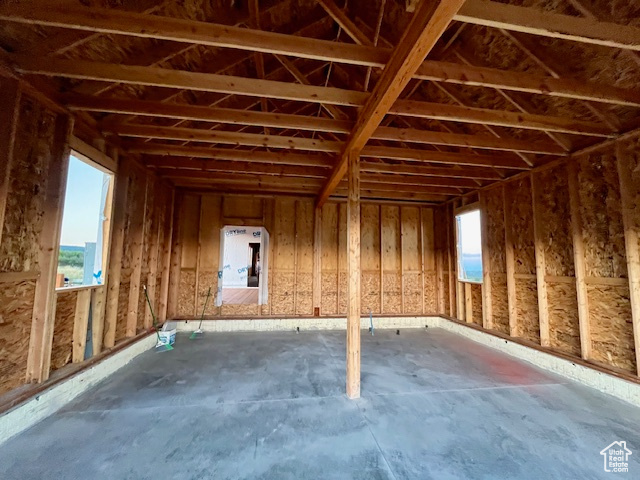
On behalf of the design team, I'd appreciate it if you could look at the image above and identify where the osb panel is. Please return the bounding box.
[491,273,509,334]
[547,281,581,357]
[422,208,436,271]
[506,178,536,275]
[121,164,147,270]
[381,206,401,271]
[401,206,421,268]
[361,271,381,314]
[588,284,636,373]
[270,271,295,315]
[338,271,348,315]
[137,284,146,330]
[485,187,506,273]
[361,204,380,271]
[221,303,260,316]
[296,272,313,315]
[424,271,436,313]
[197,271,218,317]
[273,198,296,270]
[296,201,314,274]
[515,278,540,343]
[471,283,483,326]
[443,273,451,316]
[179,195,201,270]
[115,281,130,342]
[177,270,196,317]
[403,272,422,314]
[199,196,222,271]
[536,165,574,277]
[577,151,627,278]
[620,137,640,254]
[0,97,55,272]
[382,272,402,314]
[222,196,263,219]
[0,280,35,394]
[51,290,77,371]
[321,272,338,315]
[321,203,338,271]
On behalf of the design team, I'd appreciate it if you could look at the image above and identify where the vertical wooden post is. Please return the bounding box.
[72,289,92,363]
[531,172,550,347]
[144,186,161,330]
[616,141,640,376]
[447,203,455,316]
[312,207,322,315]
[503,186,518,337]
[194,195,203,315]
[167,192,183,318]
[27,113,74,382]
[464,282,473,323]
[92,153,116,355]
[479,192,493,330]
[158,188,175,323]
[453,202,464,320]
[0,77,21,248]
[91,286,106,354]
[104,151,128,348]
[419,207,426,314]
[568,160,591,360]
[399,207,405,314]
[379,205,384,315]
[125,168,148,337]
[346,151,361,399]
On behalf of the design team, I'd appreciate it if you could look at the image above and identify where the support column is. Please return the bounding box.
[27,113,74,382]
[616,141,640,376]
[568,160,591,360]
[346,151,361,399]
[0,77,21,248]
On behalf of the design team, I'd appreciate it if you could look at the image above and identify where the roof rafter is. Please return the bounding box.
[316,0,467,205]
[2,4,638,107]
[455,0,640,52]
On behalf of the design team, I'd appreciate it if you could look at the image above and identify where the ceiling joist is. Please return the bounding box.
[2,5,639,107]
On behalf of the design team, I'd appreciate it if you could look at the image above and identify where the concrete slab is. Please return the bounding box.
[1,328,639,479]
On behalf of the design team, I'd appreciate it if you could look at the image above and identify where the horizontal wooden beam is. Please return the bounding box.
[362,162,503,180]
[65,95,571,154]
[115,125,526,169]
[147,157,328,178]
[390,100,614,137]
[66,94,353,133]
[3,5,638,106]
[12,56,367,107]
[361,145,528,170]
[12,57,615,138]
[372,126,567,155]
[456,0,640,52]
[113,124,343,153]
[363,173,479,189]
[125,143,335,167]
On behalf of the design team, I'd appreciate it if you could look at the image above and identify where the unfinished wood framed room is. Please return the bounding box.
[1,0,640,478]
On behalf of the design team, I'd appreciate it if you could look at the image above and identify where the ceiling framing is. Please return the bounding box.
[0,0,638,205]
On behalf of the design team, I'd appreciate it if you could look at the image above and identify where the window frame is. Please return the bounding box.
[454,203,483,285]
[55,137,116,291]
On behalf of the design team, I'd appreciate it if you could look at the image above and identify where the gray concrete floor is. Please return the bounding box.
[1,328,639,479]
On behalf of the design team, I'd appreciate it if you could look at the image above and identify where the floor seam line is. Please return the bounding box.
[354,400,399,480]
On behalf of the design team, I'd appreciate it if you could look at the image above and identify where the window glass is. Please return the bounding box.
[456,210,483,283]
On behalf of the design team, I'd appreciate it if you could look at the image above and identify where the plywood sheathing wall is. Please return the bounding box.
[442,138,640,377]
[0,92,60,394]
[0,86,175,396]
[171,194,438,319]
